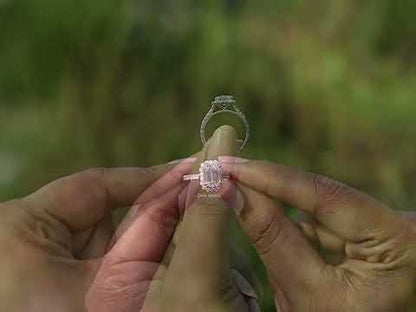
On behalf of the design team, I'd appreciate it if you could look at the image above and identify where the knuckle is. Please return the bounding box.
[77,167,110,206]
[78,167,109,193]
[102,266,129,292]
[12,204,72,252]
[80,167,108,181]
[146,206,178,231]
[312,173,344,204]
[93,264,143,303]
[253,210,285,257]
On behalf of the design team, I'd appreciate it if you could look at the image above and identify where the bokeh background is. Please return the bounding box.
[1,0,416,310]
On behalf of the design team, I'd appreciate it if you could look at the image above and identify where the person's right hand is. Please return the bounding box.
[222,158,416,312]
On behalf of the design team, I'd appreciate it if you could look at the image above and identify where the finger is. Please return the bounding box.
[135,156,198,204]
[162,125,242,303]
[109,158,197,246]
[236,183,331,303]
[222,159,398,242]
[107,183,184,264]
[86,260,161,312]
[25,161,194,232]
[86,184,184,312]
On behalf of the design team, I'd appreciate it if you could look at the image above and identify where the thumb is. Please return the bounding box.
[234,182,338,310]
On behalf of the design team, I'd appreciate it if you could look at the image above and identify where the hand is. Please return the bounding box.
[0,163,193,312]
[87,125,258,312]
[222,159,416,312]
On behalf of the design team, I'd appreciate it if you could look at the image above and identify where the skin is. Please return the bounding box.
[2,125,415,312]
[221,158,416,312]
[152,125,247,312]
[0,163,193,312]
[0,125,249,312]
[86,125,249,312]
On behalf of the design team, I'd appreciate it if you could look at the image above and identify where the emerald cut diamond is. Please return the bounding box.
[199,160,223,193]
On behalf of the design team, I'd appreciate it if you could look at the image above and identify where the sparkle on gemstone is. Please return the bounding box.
[200,160,223,192]
[219,103,229,109]
[212,95,235,110]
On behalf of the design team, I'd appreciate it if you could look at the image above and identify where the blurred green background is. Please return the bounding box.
[1,0,416,310]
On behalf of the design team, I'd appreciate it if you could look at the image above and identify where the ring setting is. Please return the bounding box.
[200,95,250,151]
[183,160,229,193]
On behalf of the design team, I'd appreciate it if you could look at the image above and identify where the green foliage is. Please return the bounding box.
[1,0,416,310]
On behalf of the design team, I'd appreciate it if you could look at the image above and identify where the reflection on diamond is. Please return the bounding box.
[213,95,235,110]
[200,160,223,193]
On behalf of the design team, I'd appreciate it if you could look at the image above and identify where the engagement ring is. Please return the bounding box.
[183,160,229,193]
[200,95,250,150]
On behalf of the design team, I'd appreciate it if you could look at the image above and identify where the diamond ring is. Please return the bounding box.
[183,160,229,193]
[200,95,250,151]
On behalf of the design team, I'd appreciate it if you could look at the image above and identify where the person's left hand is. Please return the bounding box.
[0,162,193,312]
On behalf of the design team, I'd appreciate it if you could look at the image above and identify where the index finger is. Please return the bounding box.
[222,159,399,241]
[25,161,195,232]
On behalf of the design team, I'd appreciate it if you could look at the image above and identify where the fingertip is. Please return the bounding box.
[219,157,249,182]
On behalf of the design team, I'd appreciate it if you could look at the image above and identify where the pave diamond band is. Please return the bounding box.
[183,174,200,181]
[200,95,250,151]
[183,160,229,193]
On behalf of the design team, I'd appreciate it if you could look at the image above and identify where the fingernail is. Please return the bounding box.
[168,157,196,165]
[218,156,249,164]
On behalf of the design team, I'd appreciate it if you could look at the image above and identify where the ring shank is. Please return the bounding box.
[200,109,250,150]
[183,174,200,181]
[183,173,230,181]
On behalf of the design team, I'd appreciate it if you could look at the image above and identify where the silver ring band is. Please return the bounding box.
[200,95,250,150]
